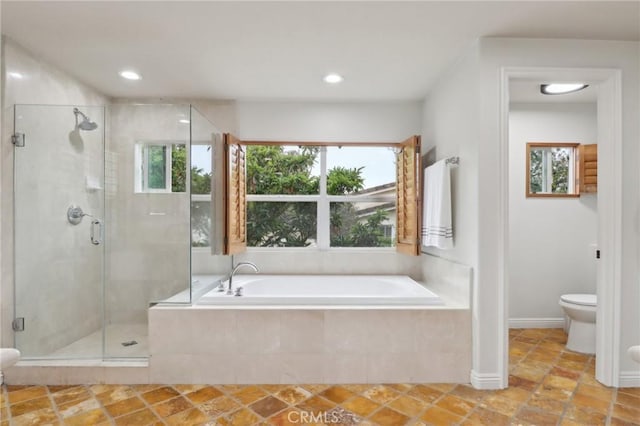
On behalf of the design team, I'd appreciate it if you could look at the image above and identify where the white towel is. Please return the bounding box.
[422,159,453,249]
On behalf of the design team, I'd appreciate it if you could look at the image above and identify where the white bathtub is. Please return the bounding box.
[196,275,443,306]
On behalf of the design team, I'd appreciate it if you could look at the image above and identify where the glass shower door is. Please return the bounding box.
[13,104,105,359]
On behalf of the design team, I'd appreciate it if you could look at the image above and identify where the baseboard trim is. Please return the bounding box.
[509,318,565,329]
[470,370,504,390]
[619,371,640,387]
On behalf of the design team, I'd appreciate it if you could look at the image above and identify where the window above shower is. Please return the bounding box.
[134,142,187,193]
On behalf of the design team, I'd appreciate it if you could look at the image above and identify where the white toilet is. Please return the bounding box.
[0,348,21,384]
[559,294,597,354]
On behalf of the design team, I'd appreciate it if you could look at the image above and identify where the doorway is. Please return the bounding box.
[500,68,623,387]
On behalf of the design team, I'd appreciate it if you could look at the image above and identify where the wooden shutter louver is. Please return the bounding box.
[223,133,247,254]
[579,144,597,193]
[395,135,422,256]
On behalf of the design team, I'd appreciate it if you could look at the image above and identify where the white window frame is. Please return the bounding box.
[246,146,397,251]
[538,147,575,194]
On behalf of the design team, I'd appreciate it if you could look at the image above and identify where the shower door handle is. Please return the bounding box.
[90,219,102,245]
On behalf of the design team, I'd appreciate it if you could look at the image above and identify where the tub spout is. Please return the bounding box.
[227,262,258,295]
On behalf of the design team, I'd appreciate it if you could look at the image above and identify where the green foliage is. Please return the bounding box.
[191,201,210,247]
[529,147,570,194]
[191,166,211,194]
[190,163,212,247]
[247,146,319,195]
[171,144,187,192]
[147,145,167,189]
[551,148,569,193]
[327,166,365,195]
[246,146,391,247]
[246,146,319,247]
[330,206,392,247]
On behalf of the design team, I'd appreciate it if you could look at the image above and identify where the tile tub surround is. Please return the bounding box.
[148,307,471,384]
[3,330,639,426]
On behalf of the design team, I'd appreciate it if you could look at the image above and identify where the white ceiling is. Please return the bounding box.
[2,1,638,101]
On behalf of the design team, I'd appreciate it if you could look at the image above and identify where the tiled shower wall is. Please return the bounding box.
[106,103,192,324]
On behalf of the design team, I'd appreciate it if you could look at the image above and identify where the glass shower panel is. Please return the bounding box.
[13,104,105,358]
[104,104,191,358]
[189,106,231,300]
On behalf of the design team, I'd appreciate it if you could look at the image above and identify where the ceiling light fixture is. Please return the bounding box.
[179,119,190,124]
[540,83,588,95]
[8,71,23,79]
[119,70,141,80]
[323,73,343,84]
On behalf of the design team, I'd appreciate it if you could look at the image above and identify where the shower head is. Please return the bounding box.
[73,108,98,131]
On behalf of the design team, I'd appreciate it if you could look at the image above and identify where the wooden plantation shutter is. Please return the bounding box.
[221,134,421,254]
[395,135,422,256]
[579,143,597,193]
[223,133,247,254]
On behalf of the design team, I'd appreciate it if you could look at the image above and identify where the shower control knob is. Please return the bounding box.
[67,205,84,225]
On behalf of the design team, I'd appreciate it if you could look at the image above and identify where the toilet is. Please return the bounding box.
[559,294,597,354]
[0,348,21,384]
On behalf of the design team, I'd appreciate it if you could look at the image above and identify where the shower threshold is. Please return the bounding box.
[48,323,148,359]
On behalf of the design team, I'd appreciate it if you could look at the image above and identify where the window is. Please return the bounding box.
[134,142,187,193]
[223,135,421,256]
[191,144,213,247]
[526,143,579,197]
[245,146,396,249]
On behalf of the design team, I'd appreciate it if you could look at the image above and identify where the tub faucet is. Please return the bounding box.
[227,262,259,295]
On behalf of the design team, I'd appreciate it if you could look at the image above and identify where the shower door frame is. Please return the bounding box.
[11,104,107,360]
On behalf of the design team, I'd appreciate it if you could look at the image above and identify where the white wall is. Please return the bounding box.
[234,100,424,276]
[236,101,422,142]
[421,45,479,270]
[420,44,481,383]
[476,38,639,386]
[509,103,598,321]
[1,37,109,351]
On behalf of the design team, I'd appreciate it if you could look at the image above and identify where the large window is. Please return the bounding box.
[246,145,397,249]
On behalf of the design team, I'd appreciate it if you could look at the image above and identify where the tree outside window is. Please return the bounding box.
[527,143,578,197]
[246,145,396,248]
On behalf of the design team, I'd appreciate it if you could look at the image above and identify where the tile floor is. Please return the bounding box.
[1,328,639,425]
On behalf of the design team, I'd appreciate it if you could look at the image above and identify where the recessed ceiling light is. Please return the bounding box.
[179,119,190,124]
[540,83,588,95]
[323,73,343,84]
[119,70,141,80]
[8,72,23,79]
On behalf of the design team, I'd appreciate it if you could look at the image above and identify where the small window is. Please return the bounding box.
[526,143,579,197]
[135,142,187,193]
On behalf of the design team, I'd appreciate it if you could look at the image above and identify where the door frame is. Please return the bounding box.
[498,67,623,386]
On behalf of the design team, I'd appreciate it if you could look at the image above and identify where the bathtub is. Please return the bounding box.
[196,274,443,306]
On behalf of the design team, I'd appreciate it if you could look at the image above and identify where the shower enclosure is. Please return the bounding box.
[12,103,220,360]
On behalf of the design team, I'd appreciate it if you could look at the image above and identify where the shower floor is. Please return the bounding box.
[49,323,148,359]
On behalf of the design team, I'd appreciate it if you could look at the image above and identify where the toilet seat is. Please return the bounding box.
[560,294,597,307]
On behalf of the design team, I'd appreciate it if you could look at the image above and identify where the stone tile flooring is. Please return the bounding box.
[1,328,639,425]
